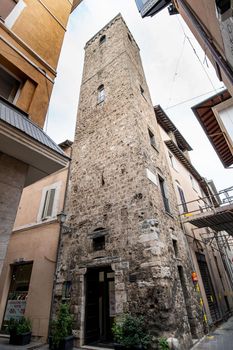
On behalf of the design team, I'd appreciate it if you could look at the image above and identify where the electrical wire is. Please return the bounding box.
[164,86,225,110]
[176,16,218,92]
[167,35,186,107]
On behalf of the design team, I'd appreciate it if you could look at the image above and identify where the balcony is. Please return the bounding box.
[0,97,69,186]
[180,186,233,235]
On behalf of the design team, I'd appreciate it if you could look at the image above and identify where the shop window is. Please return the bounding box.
[99,35,106,45]
[0,0,18,20]
[62,281,72,299]
[0,66,21,102]
[41,188,56,220]
[3,263,33,324]
[158,175,171,213]
[97,84,105,103]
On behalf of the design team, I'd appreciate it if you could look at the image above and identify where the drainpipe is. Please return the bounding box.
[47,146,73,341]
[176,0,233,87]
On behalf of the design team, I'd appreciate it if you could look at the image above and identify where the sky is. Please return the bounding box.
[46,0,232,191]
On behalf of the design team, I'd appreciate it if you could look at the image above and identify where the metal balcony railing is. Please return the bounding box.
[179,186,233,220]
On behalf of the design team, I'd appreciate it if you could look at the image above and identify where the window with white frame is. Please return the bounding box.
[41,188,56,220]
[168,152,178,171]
[0,66,21,102]
[0,0,18,20]
[38,182,61,222]
[97,84,105,103]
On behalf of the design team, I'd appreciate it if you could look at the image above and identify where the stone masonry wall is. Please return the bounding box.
[54,14,203,349]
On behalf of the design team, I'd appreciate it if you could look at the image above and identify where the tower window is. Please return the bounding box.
[97,84,105,103]
[99,35,106,45]
[93,236,105,251]
[172,239,178,257]
[62,281,72,299]
[148,129,157,149]
[128,33,132,42]
[158,175,171,214]
[140,85,144,95]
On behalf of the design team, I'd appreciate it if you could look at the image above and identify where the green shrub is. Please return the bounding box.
[112,314,151,348]
[158,337,169,350]
[50,303,73,349]
[8,317,31,335]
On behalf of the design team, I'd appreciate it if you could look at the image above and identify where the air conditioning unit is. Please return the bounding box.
[215,0,233,21]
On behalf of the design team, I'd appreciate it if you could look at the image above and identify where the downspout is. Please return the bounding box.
[176,0,233,87]
[48,146,73,340]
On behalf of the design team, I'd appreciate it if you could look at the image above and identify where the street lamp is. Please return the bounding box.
[57,212,72,234]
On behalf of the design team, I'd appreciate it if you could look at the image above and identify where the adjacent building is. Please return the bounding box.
[53,14,203,349]
[135,0,233,168]
[0,141,72,341]
[156,105,233,327]
[0,0,82,275]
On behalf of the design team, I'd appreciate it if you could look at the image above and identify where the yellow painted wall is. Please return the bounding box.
[0,0,77,126]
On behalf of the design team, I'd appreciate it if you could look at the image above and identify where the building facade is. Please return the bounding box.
[0,0,82,276]
[54,15,203,349]
[156,105,233,327]
[0,141,72,341]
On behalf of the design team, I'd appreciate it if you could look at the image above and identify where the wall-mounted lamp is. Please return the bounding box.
[57,212,72,234]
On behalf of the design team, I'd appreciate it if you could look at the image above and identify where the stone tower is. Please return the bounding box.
[54,14,202,349]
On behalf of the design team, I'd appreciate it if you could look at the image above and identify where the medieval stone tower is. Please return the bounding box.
[54,14,202,349]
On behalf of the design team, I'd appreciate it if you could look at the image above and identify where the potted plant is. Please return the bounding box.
[112,314,151,350]
[8,317,32,345]
[50,303,74,350]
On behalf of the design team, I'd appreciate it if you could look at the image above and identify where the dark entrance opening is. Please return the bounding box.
[196,253,221,323]
[85,266,115,345]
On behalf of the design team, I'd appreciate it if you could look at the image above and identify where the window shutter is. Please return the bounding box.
[41,188,56,219]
